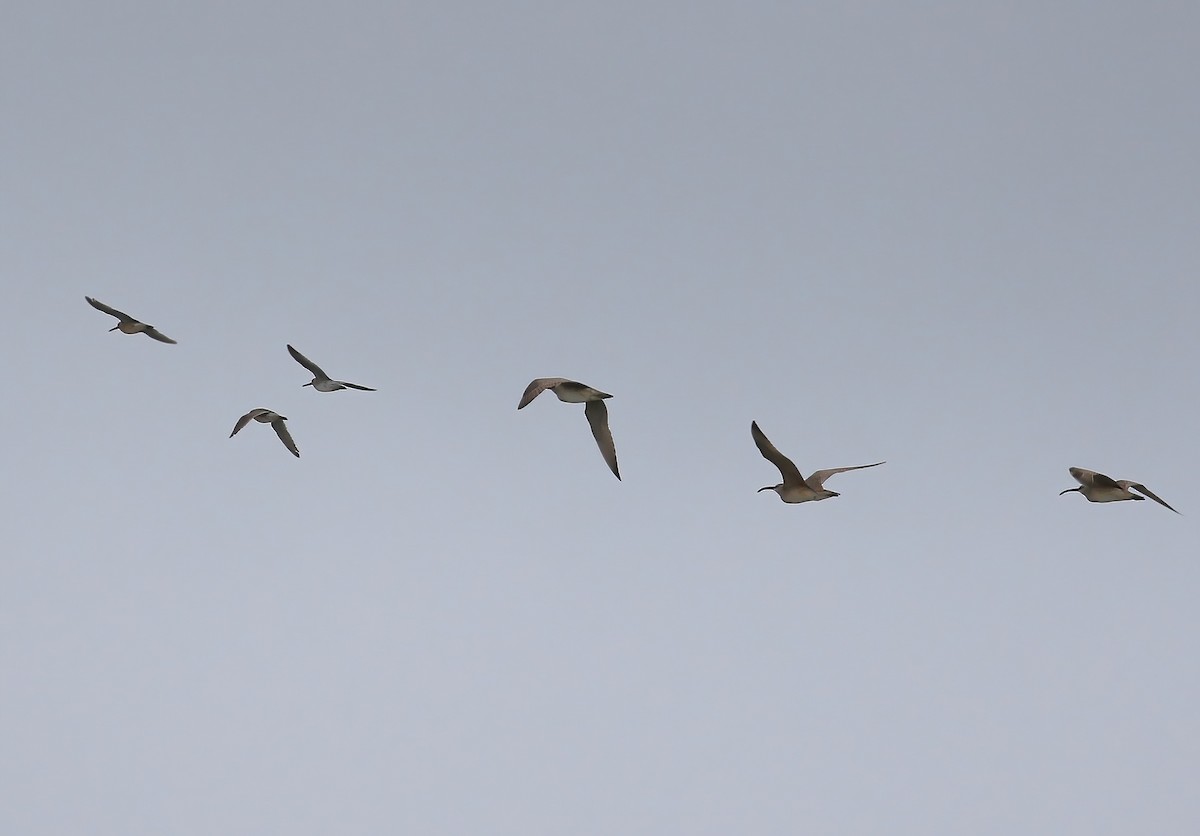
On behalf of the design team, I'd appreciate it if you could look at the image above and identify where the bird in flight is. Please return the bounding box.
[230,408,300,458]
[287,344,376,391]
[751,420,883,503]
[518,378,620,480]
[1059,467,1179,513]
[85,296,176,343]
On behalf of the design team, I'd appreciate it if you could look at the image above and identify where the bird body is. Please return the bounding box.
[230,408,300,457]
[287,344,376,392]
[1060,467,1178,513]
[518,378,620,480]
[751,420,883,503]
[518,378,612,407]
[765,482,836,503]
[85,296,176,343]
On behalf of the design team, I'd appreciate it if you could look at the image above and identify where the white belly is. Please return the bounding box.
[1089,486,1132,502]
[778,486,821,503]
[554,388,595,403]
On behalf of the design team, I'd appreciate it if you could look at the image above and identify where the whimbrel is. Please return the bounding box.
[230,409,300,458]
[752,421,883,503]
[1059,467,1179,513]
[85,296,176,343]
[287,344,376,391]
[518,378,620,480]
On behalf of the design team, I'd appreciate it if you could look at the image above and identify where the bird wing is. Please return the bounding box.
[750,421,805,486]
[85,296,133,321]
[287,344,329,379]
[230,409,264,437]
[806,462,886,489]
[1123,482,1180,514]
[337,380,377,391]
[272,419,300,457]
[144,327,177,344]
[585,400,620,480]
[518,378,568,409]
[1070,467,1120,489]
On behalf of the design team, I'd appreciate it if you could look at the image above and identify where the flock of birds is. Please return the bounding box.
[84,295,1182,514]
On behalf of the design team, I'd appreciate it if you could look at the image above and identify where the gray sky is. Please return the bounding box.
[2,2,1197,833]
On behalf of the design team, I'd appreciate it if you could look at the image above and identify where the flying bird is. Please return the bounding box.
[752,420,883,503]
[230,409,300,458]
[518,378,620,480]
[287,344,376,391]
[85,296,176,343]
[1059,466,1179,513]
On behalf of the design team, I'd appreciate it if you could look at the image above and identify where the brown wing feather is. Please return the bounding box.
[287,344,329,379]
[272,419,300,458]
[144,327,176,344]
[518,378,568,409]
[1070,467,1120,489]
[751,421,805,486]
[806,462,885,489]
[230,410,261,437]
[1125,482,1180,514]
[85,295,133,321]
[584,400,620,480]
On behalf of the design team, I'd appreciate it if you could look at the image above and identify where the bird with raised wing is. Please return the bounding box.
[752,420,883,503]
[230,409,300,458]
[85,296,176,343]
[1059,467,1179,513]
[518,378,620,480]
[287,344,376,391]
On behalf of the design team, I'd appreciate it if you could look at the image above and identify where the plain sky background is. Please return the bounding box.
[2,2,1197,833]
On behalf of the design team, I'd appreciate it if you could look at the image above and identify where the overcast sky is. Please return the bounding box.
[2,2,1197,834]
